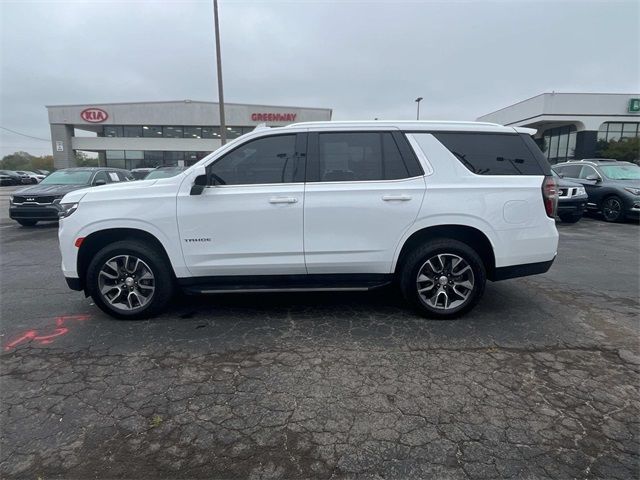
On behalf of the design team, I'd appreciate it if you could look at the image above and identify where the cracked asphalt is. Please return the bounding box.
[0,193,638,479]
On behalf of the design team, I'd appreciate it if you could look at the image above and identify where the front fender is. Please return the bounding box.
[75,218,188,277]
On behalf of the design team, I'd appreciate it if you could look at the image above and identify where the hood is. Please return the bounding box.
[556,177,582,188]
[62,178,160,203]
[14,183,90,197]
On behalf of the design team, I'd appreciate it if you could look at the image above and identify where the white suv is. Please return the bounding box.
[58,121,559,320]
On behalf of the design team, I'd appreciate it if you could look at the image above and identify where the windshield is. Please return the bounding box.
[40,170,93,185]
[145,168,184,180]
[599,164,640,180]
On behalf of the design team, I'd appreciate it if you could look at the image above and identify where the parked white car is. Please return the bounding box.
[58,121,559,319]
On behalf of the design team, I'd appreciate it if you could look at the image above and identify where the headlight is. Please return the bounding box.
[624,187,640,196]
[58,202,79,218]
[9,195,14,204]
[576,187,586,196]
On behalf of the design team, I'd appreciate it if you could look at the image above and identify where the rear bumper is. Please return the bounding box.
[10,205,61,221]
[491,258,555,281]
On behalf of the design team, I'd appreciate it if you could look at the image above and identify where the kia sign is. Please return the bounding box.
[80,108,108,123]
[251,112,297,122]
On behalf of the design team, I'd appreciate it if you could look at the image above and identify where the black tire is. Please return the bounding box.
[399,239,486,320]
[558,213,582,224]
[86,240,174,319]
[16,219,38,227]
[601,196,625,222]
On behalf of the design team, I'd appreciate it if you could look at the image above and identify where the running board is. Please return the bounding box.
[178,274,393,295]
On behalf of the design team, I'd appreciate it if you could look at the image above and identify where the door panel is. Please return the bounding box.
[304,177,425,273]
[176,133,307,277]
[576,165,603,205]
[177,184,305,276]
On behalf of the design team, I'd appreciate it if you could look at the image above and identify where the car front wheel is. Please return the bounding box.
[86,240,174,319]
[602,196,625,222]
[400,239,486,319]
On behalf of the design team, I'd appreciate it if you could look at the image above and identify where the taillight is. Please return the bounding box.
[542,175,558,218]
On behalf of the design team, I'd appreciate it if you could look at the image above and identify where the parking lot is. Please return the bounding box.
[0,184,638,479]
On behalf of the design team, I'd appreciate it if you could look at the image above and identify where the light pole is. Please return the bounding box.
[415,97,423,120]
[213,0,227,145]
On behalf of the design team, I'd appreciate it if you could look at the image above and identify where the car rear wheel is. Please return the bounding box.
[558,213,582,223]
[86,240,174,319]
[16,219,37,226]
[602,196,625,222]
[399,239,486,319]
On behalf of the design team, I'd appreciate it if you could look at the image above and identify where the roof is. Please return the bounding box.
[283,120,532,134]
[565,159,618,164]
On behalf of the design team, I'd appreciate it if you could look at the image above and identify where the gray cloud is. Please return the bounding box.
[1,0,638,157]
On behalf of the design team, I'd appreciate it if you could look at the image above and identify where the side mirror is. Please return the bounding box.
[190,166,208,195]
[585,174,601,182]
[94,179,106,186]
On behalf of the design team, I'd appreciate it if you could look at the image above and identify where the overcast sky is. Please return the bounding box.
[1,0,638,157]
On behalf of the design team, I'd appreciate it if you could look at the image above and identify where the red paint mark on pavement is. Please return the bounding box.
[4,315,90,351]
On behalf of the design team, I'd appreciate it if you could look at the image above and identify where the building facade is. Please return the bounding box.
[46,101,332,169]
[477,93,640,163]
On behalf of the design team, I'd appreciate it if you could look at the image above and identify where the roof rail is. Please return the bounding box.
[567,158,617,163]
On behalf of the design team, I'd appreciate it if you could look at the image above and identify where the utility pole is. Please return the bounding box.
[415,97,423,120]
[213,0,227,145]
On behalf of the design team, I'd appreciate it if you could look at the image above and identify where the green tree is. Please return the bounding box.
[595,137,640,165]
[31,155,54,172]
[0,151,34,170]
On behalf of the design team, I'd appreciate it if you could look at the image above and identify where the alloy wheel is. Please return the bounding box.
[416,253,475,310]
[603,198,622,221]
[97,255,155,311]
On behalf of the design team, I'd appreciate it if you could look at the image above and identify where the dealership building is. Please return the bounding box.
[46,101,332,170]
[477,92,640,163]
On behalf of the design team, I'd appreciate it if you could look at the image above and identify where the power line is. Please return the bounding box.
[0,126,50,142]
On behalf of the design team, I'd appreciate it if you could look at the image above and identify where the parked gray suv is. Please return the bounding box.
[552,159,640,222]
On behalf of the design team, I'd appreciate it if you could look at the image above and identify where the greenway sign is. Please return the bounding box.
[629,98,640,113]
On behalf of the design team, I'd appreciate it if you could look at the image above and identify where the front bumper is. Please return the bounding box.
[557,197,587,215]
[10,204,61,221]
[627,199,640,218]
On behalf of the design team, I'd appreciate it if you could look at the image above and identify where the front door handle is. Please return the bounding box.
[382,194,412,201]
[269,197,298,204]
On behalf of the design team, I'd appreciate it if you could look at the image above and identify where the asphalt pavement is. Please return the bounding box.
[0,186,638,479]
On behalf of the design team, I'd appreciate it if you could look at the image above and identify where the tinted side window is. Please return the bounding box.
[210,135,297,185]
[92,171,109,185]
[314,132,413,182]
[382,133,410,179]
[578,166,598,179]
[555,164,581,178]
[107,171,121,182]
[318,132,381,181]
[433,133,546,175]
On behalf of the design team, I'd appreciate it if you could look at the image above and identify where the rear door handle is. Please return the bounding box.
[382,195,412,201]
[269,197,298,204]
